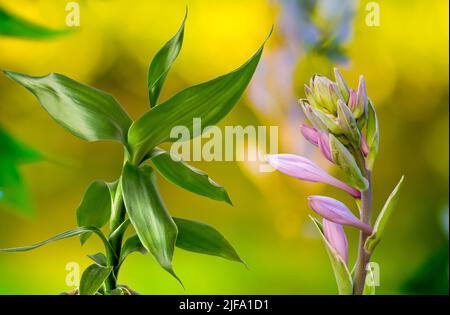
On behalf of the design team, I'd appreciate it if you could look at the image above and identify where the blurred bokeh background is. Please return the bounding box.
[0,0,448,294]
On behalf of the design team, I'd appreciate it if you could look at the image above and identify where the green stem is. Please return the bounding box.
[352,172,372,295]
[105,180,126,291]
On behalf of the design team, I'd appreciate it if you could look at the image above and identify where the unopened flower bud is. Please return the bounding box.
[318,132,333,163]
[347,89,357,112]
[323,219,348,264]
[308,195,372,234]
[354,75,368,119]
[329,134,369,190]
[334,68,350,102]
[336,99,361,145]
[300,124,319,146]
[312,75,337,113]
[265,154,361,198]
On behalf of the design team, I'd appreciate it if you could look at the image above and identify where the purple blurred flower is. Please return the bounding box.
[323,219,348,264]
[265,154,361,198]
[308,196,372,234]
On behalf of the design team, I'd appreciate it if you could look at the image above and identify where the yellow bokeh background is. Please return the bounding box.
[0,0,448,294]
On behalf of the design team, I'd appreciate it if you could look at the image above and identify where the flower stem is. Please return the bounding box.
[352,171,372,295]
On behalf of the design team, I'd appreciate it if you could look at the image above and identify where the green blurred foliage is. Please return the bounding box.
[0,0,448,294]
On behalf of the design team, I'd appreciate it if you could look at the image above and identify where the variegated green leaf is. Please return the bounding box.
[76,181,112,245]
[147,148,231,204]
[121,163,179,283]
[4,71,132,144]
[79,264,112,295]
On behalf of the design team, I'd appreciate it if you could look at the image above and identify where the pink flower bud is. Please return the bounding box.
[348,89,357,112]
[318,132,333,162]
[361,135,369,157]
[308,195,372,234]
[300,124,319,146]
[265,154,361,198]
[323,219,348,264]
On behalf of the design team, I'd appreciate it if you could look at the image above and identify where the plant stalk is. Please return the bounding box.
[352,171,372,295]
[105,180,126,292]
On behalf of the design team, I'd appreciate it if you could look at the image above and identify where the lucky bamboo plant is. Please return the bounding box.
[266,69,404,295]
[0,15,268,294]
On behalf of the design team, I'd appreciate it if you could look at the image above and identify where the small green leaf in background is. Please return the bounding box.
[79,264,112,295]
[3,71,132,144]
[310,216,353,295]
[0,158,32,215]
[77,181,112,245]
[365,176,405,253]
[121,163,179,282]
[0,7,70,39]
[148,11,186,107]
[128,34,270,163]
[88,252,107,267]
[0,126,42,215]
[0,127,42,164]
[174,217,244,264]
[147,148,232,204]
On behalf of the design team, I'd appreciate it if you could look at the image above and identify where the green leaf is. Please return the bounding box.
[77,181,112,245]
[365,99,379,171]
[329,134,368,190]
[121,162,179,282]
[0,127,42,164]
[310,216,353,295]
[3,71,132,144]
[0,226,115,259]
[174,217,243,264]
[79,264,112,295]
[109,219,130,242]
[0,158,32,215]
[148,11,186,107]
[0,127,42,215]
[147,148,231,204]
[0,7,71,39]
[87,252,107,267]
[119,218,244,265]
[365,176,405,254]
[127,33,270,163]
[119,234,146,265]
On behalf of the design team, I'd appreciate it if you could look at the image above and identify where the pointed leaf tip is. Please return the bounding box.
[4,71,132,144]
[121,163,178,281]
[148,10,187,107]
[365,176,405,253]
[129,30,270,162]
